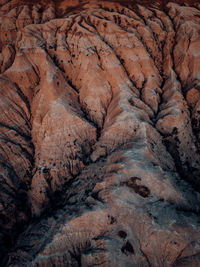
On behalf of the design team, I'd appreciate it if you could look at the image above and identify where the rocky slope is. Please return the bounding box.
[0,0,200,266]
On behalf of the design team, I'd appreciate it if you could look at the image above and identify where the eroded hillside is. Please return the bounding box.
[0,0,200,266]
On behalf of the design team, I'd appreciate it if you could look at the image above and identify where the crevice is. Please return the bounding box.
[0,122,31,141]
[157,128,200,191]
[2,158,108,266]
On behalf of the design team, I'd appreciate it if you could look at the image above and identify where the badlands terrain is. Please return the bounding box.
[0,0,200,266]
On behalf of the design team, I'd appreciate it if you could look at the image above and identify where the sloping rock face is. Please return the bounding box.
[0,0,200,266]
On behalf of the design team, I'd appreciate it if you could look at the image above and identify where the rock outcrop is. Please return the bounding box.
[0,0,200,266]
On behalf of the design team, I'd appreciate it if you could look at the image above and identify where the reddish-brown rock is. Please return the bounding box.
[0,0,200,266]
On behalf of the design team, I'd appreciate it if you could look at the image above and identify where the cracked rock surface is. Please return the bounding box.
[0,0,200,266]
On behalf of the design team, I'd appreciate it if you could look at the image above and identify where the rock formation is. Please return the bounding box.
[0,0,200,266]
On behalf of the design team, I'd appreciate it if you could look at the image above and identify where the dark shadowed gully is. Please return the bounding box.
[0,0,200,266]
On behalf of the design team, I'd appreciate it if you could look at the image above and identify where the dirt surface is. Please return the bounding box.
[0,0,200,266]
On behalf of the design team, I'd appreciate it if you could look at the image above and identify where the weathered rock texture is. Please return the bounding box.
[0,0,200,266]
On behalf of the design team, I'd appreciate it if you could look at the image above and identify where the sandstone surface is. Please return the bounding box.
[0,0,200,266]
